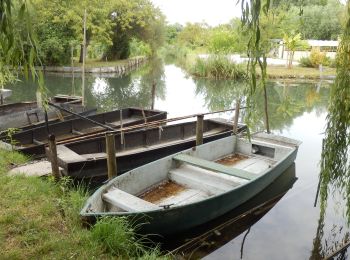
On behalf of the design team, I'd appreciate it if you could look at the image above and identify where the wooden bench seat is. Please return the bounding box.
[102,188,159,212]
[56,145,86,163]
[173,154,257,180]
[169,164,244,196]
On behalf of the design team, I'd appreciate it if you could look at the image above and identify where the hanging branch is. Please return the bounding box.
[0,1,47,108]
[319,2,350,221]
[239,0,271,133]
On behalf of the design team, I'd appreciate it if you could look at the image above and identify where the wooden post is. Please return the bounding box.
[106,133,117,179]
[196,114,204,146]
[71,45,75,95]
[233,99,241,134]
[151,82,156,110]
[48,134,61,180]
[82,9,87,105]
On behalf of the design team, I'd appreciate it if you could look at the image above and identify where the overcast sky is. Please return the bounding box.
[151,0,242,26]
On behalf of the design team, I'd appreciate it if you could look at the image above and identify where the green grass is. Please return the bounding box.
[265,65,336,79]
[0,149,166,259]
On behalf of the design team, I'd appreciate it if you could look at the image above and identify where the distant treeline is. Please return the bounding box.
[29,0,166,65]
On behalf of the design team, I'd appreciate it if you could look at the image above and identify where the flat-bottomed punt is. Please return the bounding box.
[81,133,301,235]
[1,107,166,156]
[0,95,92,131]
[53,119,246,180]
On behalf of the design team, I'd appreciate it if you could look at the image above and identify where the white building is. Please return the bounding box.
[278,40,338,60]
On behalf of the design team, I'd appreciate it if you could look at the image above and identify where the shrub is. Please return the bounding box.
[190,55,247,80]
[299,57,313,67]
[309,48,328,67]
[299,48,333,68]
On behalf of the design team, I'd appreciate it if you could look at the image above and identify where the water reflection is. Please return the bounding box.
[4,60,340,259]
[167,163,297,259]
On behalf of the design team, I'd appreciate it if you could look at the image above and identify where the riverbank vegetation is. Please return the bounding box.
[162,0,344,80]
[0,149,164,259]
[31,0,165,66]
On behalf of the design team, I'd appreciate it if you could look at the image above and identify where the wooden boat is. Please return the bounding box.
[0,107,167,157]
[80,133,301,235]
[170,163,297,256]
[0,95,92,131]
[53,119,246,180]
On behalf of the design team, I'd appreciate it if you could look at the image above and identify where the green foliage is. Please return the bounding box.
[283,32,309,68]
[319,2,350,221]
[299,48,334,68]
[190,56,247,80]
[207,28,237,54]
[91,217,164,258]
[104,0,165,60]
[177,22,209,49]
[0,0,45,100]
[165,23,183,44]
[296,0,344,40]
[130,38,152,57]
[0,148,164,258]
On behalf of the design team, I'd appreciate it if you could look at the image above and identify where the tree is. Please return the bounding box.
[283,32,308,68]
[296,0,344,40]
[165,23,183,44]
[103,0,165,60]
[177,22,209,49]
[207,27,237,54]
[32,0,114,65]
[0,0,43,93]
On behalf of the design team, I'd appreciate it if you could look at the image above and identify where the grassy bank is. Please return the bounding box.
[266,66,336,79]
[164,47,336,80]
[0,149,164,259]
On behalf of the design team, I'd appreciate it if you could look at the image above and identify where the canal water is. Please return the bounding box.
[5,59,348,259]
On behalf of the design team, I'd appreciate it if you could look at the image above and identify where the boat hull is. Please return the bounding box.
[56,119,246,181]
[81,135,299,235]
[0,95,89,131]
[2,108,166,157]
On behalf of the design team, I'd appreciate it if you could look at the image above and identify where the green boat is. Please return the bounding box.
[81,133,301,235]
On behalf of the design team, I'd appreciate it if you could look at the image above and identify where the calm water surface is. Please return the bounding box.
[5,60,348,259]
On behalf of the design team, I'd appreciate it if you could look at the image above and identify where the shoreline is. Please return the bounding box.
[38,56,148,74]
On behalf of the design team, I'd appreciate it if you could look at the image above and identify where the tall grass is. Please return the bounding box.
[0,149,166,259]
[190,55,247,80]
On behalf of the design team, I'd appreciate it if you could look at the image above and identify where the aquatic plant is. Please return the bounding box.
[190,55,247,80]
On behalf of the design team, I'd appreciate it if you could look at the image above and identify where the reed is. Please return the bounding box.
[190,55,247,80]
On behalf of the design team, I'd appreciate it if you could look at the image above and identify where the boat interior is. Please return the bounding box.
[3,108,165,148]
[58,119,236,164]
[86,134,297,214]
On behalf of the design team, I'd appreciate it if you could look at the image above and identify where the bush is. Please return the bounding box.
[190,55,247,80]
[299,48,332,68]
[299,57,313,68]
[130,38,152,57]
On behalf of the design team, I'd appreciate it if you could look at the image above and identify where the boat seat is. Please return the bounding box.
[169,164,244,196]
[173,154,257,180]
[103,188,159,212]
[56,145,86,163]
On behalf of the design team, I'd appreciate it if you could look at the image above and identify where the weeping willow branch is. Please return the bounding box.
[240,0,271,133]
[319,2,350,221]
[0,0,47,108]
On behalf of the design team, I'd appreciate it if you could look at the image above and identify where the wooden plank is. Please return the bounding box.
[173,154,257,180]
[103,188,159,212]
[57,145,86,163]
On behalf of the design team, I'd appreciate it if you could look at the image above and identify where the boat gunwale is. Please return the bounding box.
[80,135,300,218]
[0,107,167,152]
